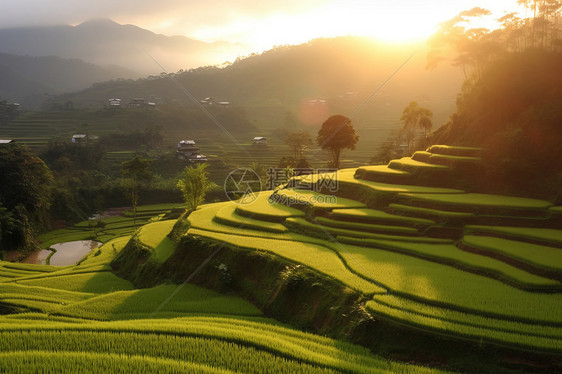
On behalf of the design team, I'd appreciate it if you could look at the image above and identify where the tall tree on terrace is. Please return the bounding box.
[317,114,359,169]
[400,101,433,154]
[177,163,216,212]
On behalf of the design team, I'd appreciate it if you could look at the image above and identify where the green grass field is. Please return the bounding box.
[464,226,562,246]
[214,204,288,233]
[234,191,306,221]
[398,193,553,212]
[330,208,435,228]
[300,168,464,194]
[461,235,562,272]
[337,237,561,290]
[0,317,449,374]
[366,296,562,352]
[136,220,176,262]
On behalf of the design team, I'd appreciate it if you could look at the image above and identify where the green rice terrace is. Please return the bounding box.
[1,145,561,373]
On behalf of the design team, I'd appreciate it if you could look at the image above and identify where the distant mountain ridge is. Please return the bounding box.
[0,19,246,74]
[0,53,138,107]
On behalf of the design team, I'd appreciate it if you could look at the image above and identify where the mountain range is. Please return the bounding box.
[0,19,247,106]
[0,19,245,74]
[0,19,464,125]
[0,53,137,107]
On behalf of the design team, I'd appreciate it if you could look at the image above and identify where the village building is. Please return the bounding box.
[71,134,88,143]
[108,98,121,107]
[176,140,208,163]
[253,136,267,146]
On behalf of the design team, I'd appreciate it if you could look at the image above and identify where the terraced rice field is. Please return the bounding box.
[38,203,185,248]
[183,145,562,354]
[2,144,561,371]
[0,219,444,373]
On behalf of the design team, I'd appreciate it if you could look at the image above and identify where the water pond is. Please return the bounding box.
[23,240,101,266]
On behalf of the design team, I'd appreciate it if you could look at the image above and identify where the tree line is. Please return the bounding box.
[428,1,562,80]
[426,1,562,200]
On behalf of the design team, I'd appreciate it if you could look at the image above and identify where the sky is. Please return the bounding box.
[1,0,523,53]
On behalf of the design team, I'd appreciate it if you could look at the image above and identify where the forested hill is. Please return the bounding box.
[59,36,462,124]
[431,50,562,200]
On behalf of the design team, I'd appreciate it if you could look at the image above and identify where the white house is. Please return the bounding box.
[253,137,267,146]
[72,134,88,143]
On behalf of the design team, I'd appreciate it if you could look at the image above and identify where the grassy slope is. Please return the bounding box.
[0,227,446,374]
[184,180,562,355]
[137,220,176,262]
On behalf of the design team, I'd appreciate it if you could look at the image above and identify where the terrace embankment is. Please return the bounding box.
[112,229,370,339]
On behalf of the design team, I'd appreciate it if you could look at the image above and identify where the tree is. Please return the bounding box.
[400,101,433,154]
[317,115,359,169]
[121,155,152,227]
[285,131,313,160]
[0,144,52,222]
[0,205,15,251]
[0,144,53,252]
[428,2,562,78]
[177,163,216,212]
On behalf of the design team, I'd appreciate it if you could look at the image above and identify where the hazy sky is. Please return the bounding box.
[1,0,522,52]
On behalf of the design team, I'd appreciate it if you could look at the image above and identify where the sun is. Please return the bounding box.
[253,4,443,51]
[190,0,522,55]
[353,13,438,44]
